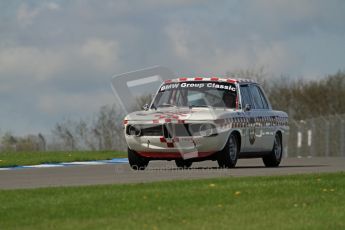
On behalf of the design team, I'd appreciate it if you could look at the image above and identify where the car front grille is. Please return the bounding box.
[140,124,164,136]
[164,124,192,138]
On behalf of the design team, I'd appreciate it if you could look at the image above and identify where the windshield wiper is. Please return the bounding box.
[189,104,212,108]
[158,103,177,108]
[151,104,157,110]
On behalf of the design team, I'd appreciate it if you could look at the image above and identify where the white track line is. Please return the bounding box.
[0,158,129,171]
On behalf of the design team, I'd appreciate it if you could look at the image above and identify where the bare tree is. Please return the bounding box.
[75,120,97,150]
[93,104,126,150]
[38,133,46,151]
[51,104,126,151]
[226,66,269,86]
[1,132,17,151]
[52,121,77,151]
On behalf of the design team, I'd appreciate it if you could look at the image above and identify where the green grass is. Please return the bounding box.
[0,151,127,168]
[0,172,345,230]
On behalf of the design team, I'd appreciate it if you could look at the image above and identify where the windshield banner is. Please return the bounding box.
[160,82,236,92]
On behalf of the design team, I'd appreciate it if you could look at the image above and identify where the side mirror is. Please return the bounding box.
[143,104,149,111]
[244,104,251,111]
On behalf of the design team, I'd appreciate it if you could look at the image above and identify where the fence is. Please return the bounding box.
[287,114,345,157]
[1,115,344,157]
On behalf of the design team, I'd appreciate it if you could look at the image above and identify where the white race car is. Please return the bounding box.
[124,77,289,170]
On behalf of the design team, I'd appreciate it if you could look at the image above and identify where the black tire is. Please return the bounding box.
[128,148,149,170]
[263,133,282,167]
[175,159,193,169]
[217,133,239,168]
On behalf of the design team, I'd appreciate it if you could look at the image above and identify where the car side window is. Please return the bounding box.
[256,86,269,109]
[249,85,265,109]
[240,85,252,108]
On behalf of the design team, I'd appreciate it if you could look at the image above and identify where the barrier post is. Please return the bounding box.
[325,120,330,157]
[341,120,345,157]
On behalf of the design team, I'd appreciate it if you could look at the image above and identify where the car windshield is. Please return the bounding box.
[151,81,237,109]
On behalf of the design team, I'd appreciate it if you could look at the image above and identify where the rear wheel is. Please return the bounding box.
[262,133,282,167]
[175,159,193,169]
[217,133,239,168]
[128,148,149,170]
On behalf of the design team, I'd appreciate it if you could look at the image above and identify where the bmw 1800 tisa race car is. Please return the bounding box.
[124,77,289,170]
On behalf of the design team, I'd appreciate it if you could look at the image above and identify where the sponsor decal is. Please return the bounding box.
[160,83,179,91]
[248,117,256,145]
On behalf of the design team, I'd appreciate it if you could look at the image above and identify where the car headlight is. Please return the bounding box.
[199,124,217,137]
[128,125,141,136]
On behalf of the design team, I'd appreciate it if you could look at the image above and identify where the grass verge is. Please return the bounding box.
[0,151,127,168]
[0,172,344,229]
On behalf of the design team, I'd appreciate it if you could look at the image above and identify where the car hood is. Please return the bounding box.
[125,107,243,122]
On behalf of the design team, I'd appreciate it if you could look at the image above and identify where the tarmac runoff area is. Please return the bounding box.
[0,157,345,189]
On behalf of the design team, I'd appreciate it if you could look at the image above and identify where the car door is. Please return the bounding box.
[255,84,276,151]
[249,84,275,152]
[245,84,266,151]
[240,84,261,152]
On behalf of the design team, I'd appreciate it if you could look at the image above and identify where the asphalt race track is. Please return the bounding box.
[1,157,345,189]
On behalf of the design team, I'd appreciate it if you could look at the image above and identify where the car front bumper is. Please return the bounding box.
[125,131,229,159]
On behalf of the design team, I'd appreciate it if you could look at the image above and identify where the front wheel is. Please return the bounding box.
[128,148,149,170]
[217,133,239,168]
[262,133,282,167]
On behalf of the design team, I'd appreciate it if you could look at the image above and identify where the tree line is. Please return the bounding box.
[267,71,345,120]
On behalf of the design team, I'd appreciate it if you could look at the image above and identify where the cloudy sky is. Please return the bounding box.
[1,0,345,135]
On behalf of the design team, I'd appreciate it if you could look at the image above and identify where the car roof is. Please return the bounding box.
[164,77,257,84]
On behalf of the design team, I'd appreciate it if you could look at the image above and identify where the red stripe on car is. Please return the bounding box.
[137,151,216,159]
[227,79,237,83]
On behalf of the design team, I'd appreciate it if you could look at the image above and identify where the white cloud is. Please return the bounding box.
[37,91,114,115]
[249,0,320,20]
[138,0,204,7]
[254,42,301,75]
[17,4,40,26]
[46,2,60,11]
[81,38,120,71]
[0,46,64,92]
[16,2,60,26]
[0,37,121,93]
[165,23,191,59]
[164,21,303,76]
